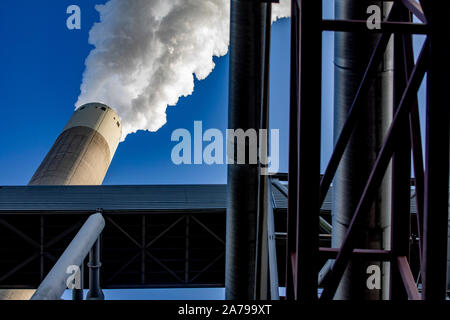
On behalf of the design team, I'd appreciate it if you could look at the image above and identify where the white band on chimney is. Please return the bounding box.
[64,103,122,160]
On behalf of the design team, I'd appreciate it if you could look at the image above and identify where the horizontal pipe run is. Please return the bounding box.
[321,20,428,34]
[31,213,105,300]
[319,248,392,261]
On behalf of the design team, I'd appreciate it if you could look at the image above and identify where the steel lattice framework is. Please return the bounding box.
[286,0,449,301]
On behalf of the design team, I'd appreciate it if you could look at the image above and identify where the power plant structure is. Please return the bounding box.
[0,103,121,300]
[0,0,448,301]
[29,103,122,186]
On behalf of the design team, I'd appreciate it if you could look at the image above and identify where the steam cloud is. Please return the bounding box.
[76,0,291,140]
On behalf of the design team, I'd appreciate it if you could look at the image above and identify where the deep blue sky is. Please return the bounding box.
[0,1,338,187]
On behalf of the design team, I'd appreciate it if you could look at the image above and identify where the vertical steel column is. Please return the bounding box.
[286,0,299,300]
[267,181,280,300]
[142,215,146,285]
[294,0,322,302]
[40,216,44,281]
[86,237,104,300]
[402,17,425,273]
[72,263,84,301]
[255,188,269,300]
[226,0,267,300]
[390,6,412,300]
[185,216,190,284]
[421,1,450,300]
[255,1,272,301]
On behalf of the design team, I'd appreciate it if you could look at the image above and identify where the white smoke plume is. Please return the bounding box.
[271,0,291,22]
[76,0,291,140]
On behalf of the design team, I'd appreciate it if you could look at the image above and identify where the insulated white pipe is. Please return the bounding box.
[31,213,105,300]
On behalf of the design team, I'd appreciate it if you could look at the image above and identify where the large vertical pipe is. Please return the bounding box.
[254,2,272,300]
[332,1,393,299]
[226,0,267,300]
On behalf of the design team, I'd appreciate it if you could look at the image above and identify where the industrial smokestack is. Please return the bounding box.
[29,103,122,185]
[0,103,121,300]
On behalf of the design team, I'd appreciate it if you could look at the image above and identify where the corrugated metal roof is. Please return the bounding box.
[0,184,417,214]
[0,185,227,213]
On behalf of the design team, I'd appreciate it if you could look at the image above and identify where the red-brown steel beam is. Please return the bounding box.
[319,6,398,207]
[402,27,425,272]
[397,256,421,300]
[320,42,428,300]
[401,0,426,23]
